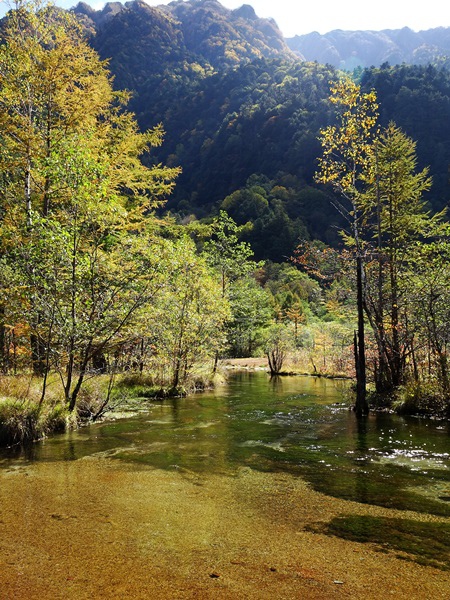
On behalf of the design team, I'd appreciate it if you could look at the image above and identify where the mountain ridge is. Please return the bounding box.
[74,0,297,69]
[287,26,450,69]
[64,1,450,262]
[74,1,450,70]
[4,1,448,260]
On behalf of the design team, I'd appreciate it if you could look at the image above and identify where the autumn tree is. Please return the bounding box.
[316,79,447,408]
[0,1,179,410]
[315,78,378,415]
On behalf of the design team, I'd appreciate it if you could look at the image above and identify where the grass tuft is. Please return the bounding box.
[0,398,68,447]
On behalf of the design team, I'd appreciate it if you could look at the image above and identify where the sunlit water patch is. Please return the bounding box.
[377,448,449,470]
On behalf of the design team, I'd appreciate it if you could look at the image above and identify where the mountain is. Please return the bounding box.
[67,1,450,261]
[287,27,450,70]
[4,1,449,260]
[74,0,296,75]
[73,0,297,132]
[76,1,450,72]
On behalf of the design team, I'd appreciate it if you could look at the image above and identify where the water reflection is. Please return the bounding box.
[354,417,370,504]
[0,372,449,516]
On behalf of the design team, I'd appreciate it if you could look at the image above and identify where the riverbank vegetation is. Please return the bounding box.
[1,2,450,446]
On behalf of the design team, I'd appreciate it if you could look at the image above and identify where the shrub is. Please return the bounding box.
[392,381,448,417]
[1,400,40,446]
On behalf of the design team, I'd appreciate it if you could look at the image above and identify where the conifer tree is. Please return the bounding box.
[316,78,378,416]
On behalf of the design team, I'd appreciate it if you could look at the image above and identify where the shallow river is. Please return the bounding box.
[3,372,449,516]
[1,372,450,599]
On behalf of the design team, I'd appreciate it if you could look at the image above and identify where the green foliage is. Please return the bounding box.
[311,77,450,408]
[202,211,271,358]
[150,236,230,388]
[389,381,449,417]
[361,63,450,211]
[219,177,309,261]
[262,262,322,322]
[263,322,294,374]
[203,210,259,284]
[226,277,272,357]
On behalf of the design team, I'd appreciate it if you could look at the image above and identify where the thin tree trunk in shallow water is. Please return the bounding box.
[355,254,368,417]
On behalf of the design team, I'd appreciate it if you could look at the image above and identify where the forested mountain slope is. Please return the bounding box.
[69,2,450,259]
[75,0,295,79]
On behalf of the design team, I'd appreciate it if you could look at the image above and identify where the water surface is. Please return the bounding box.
[1,372,449,516]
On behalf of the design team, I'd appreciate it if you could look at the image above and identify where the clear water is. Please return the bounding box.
[1,372,449,516]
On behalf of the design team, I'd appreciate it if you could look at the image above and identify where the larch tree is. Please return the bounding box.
[363,123,442,393]
[0,1,180,410]
[315,78,378,416]
[316,80,446,408]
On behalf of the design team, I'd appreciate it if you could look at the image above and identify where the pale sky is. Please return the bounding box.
[140,0,450,37]
[1,0,449,37]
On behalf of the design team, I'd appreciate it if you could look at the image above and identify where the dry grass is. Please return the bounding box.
[0,373,107,446]
[0,397,67,446]
[220,351,353,379]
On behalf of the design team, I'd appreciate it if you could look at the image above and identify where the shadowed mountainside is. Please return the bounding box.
[66,2,450,261]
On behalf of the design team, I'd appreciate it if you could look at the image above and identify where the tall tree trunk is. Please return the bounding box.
[389,259,403,387]
[30,320,46,377]
[0,304,6,373]
[68,341,93,413]
[355,254,368,416]
[172,357,181,389]
[373,159,393,393]
[26,147,47,377]
[139,337,145,374]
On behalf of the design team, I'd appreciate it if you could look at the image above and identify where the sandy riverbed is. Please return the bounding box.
[0,458,449,599]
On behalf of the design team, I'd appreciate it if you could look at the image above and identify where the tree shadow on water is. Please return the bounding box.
[307,515,450,570]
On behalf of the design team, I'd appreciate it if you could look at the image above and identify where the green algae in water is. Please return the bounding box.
[313,515,450,571]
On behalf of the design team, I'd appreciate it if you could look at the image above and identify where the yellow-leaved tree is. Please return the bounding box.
[0,1,180,410]
[315,77,379,416]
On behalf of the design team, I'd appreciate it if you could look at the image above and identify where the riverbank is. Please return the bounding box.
[220,356,352,378]
[220,357,268,370]
[0,363,447,451]
[0,370,220,448]
[0,459,448,599]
